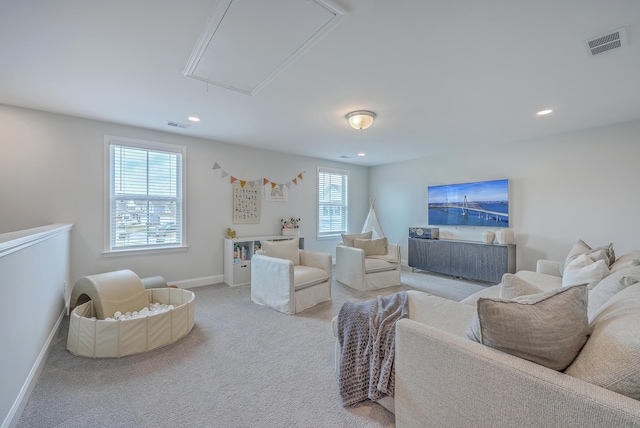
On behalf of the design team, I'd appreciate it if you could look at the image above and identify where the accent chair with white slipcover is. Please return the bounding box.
[251,238,332,315]
[335,232,401,291]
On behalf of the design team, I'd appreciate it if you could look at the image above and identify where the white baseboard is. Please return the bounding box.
[3,308,65,428]
[169,275,223,289]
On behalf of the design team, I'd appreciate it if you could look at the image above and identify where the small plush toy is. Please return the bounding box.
[226,228,237,239]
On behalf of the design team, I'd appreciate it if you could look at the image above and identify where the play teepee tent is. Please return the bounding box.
[362,199,385,238]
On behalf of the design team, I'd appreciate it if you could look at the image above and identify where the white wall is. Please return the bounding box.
[0,224,71,428]
[370,120,640,271]
[3,102,639,281]
[0,104,370,285]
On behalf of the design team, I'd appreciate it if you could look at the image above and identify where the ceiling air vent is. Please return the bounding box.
[167,121,191,129]
[584,27,627,56]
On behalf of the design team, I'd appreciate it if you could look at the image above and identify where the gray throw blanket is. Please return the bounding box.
[338,291,409,407]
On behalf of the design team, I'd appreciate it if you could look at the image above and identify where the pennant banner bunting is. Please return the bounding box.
[212,160,304,190]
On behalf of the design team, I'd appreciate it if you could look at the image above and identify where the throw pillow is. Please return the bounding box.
[609,250,640,273]
[587,265,640,318]
[562,253,610,287]
[565,282,640,400]
[499,274,543,300]
[261,238,300,265]
[341,231,373,247]
[563,240,614,277]
[353,237,388,256]
[610,258,640,273]
[467,284,589,371]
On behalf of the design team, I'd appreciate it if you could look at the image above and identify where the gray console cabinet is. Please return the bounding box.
[408,238,515,283]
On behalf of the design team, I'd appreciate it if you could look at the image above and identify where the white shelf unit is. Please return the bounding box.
[223,235,304,286]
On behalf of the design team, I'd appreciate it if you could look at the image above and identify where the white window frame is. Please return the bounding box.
[317,166,349,239]
[103,135,187,256]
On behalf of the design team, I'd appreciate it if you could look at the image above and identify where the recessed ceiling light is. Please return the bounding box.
[537,109,553,116]
[188,116,201,122]
[358,153,366,157]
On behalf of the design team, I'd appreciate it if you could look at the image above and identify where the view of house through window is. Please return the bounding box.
[106,136,185,251]
[317,167,349,238]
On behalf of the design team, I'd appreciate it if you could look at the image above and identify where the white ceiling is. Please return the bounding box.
[1,0,639,166]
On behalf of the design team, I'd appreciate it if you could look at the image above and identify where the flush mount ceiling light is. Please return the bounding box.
[188,116,201,122]
[346,110,376,130]
[537,109,553,116]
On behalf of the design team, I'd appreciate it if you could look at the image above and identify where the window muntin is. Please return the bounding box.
[317,167,349,238]
[106,136,185,252]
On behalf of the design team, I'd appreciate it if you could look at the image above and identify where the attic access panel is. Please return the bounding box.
[184,0,346,96]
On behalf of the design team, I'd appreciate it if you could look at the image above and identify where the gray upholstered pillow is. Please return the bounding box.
[566,283,640,400]
[353,237,388,256]
[467,285,589,371]
[341,231,372,247]
[499,274,543,300]
[261,238,300,265]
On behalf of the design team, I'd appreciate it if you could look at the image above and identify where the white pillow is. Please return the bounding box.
[562,253,610,287]
[341,231,372,247]
[261,238,300,265]
[563,240,614,277]
[588,266,640,318]
[610,250,640,273]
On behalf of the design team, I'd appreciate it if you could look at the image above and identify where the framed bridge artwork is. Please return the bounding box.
[427,179,509,227]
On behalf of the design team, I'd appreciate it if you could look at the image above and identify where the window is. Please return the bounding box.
[317,166,349,238]
[104,136,185,253]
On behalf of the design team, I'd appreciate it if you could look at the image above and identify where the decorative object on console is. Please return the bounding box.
[428,179,509,227]
[409,227,439,239]
[281,217,300,235]
[481,231,495,244]
[495,228,514,244]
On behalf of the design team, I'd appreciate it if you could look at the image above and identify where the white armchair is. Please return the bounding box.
[250,238,332,315]
[335,234,401,291]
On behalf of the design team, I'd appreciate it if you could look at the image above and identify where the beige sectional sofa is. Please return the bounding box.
[334,243,640,427]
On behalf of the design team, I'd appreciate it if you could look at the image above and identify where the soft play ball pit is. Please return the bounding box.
[66,270,195,358]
